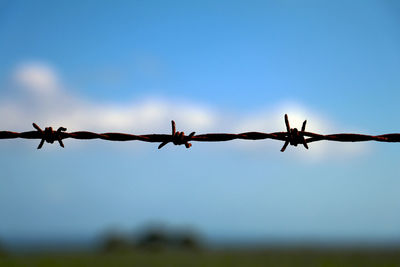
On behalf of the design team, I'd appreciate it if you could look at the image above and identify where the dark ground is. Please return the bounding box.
[1,248,400,267]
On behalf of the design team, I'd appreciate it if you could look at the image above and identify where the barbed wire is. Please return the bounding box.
[0,114,399,152]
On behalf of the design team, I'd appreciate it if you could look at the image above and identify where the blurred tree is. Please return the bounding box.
[171,231,202,250]
[136,228,169,251]
[135,226,202,251]
[178,234,200,250]
[101,232,132,253]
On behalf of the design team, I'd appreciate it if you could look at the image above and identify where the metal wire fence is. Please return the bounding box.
[0,114,399,152]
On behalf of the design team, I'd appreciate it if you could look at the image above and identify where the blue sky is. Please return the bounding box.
[0,0,400,246]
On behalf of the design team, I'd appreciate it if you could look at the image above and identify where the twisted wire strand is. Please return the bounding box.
[0,114,399,151]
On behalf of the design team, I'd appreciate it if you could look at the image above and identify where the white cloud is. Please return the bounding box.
[13,62,59,95]
[0,62,368,159]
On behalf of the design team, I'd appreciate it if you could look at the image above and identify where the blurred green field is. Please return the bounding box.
[1,249,400,267]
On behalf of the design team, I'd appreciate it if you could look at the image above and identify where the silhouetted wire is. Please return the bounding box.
[0,114,399,152]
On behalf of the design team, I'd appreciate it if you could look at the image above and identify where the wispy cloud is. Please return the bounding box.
[13,62,60,95]
[0,62,367,158]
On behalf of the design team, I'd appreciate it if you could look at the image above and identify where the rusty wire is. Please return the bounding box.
[0,114,399,152]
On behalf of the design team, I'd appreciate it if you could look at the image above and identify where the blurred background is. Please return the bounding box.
[0,0,399,266]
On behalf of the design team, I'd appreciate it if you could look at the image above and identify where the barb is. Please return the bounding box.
[32,123,67,149]
[280,114,308,152]
[158,120,196,149]
[0,114,399,151]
